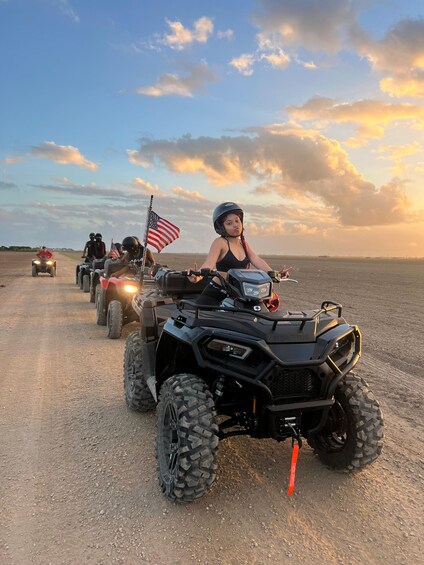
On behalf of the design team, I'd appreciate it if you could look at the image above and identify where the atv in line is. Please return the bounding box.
[76,257,94,292]
[32,256,56,277]
[123,267,384,503]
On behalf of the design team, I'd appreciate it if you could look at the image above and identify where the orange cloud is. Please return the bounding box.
[135,62,218,97]
[132,128,414,226]
[286,96,424,137]
[30,141,98,170]
[132,177,165,197]
[172,186,208,201]
[164,17,213,50]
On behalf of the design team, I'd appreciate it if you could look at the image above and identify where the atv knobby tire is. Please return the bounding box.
[308,373,384,471]
[82,274,90,292]
[50,267,56,278]
[90,281,97,304]
[123,331,156,412]
[32,266,38,277]
[107,300,123,339]
[95,286,107,326]
[78,270,84,289]
[156,373,219,503]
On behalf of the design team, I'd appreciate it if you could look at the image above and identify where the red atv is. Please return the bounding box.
[95,274,143,339]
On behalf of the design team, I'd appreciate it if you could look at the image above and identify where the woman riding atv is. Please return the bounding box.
[189,202,289,307]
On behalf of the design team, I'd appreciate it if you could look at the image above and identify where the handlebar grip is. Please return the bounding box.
[200,268,211,276]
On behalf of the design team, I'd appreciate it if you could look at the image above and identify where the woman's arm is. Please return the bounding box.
[188,238,224,282]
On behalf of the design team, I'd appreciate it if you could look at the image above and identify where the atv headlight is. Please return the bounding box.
[46,261,53,265]
[34,260,40,264]
[206,339,252,360]
[124,283,139,294]
[242,282,271,300]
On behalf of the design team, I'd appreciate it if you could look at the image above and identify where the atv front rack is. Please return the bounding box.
[178,299,343,331]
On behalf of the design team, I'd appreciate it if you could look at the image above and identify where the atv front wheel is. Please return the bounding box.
[95,286,107,326]
[107,300,123,339]
[32,266,38,277]
[123,331,156,411]
[78,270,84,289]
[82,274,90,292]
[50,267,56,277]
[308,373,384,471]
[156,374,219,503]
[89,281,97,304]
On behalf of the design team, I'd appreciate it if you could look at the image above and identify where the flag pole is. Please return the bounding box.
[140,194,154,286]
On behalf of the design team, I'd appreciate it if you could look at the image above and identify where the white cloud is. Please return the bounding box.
[217,29,234,40]
[55,0,80,23]
[230,53,255,76]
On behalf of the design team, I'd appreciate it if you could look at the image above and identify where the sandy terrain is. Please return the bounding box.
[0,251,423,565]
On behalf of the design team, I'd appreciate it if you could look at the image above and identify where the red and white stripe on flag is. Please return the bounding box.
[147,210,180,252]
[109,239,121,259]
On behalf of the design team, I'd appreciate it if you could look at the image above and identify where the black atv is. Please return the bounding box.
[124,268,384,503]
[32,256,56,277]
[76,257,94,292]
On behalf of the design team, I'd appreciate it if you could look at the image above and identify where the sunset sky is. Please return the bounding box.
[1,0,423,256]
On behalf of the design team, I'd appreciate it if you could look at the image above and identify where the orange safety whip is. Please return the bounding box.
[287,439,300,496]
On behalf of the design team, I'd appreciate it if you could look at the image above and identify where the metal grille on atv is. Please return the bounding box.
[263,367,320,401]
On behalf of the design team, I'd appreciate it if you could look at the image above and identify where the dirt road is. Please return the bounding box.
[0,252,423,565]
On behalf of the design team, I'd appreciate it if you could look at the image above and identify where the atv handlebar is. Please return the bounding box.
[185,268,297,284]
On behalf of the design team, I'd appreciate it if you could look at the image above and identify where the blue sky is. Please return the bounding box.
[1,0,423,256]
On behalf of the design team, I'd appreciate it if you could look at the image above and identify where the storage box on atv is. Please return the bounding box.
[154,267,208,296]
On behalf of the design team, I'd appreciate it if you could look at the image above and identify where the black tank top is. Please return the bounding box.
[216,239,250,272]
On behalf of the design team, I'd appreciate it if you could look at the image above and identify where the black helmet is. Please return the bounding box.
[122,236,139,253]
[95,233,102,239]
[213,202,244,236]
[89,232,95,238]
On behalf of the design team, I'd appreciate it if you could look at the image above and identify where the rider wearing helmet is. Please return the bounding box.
[190,202,287,307]
[112,236,155,278]
[82,232,97,260]
[92,233,106,259]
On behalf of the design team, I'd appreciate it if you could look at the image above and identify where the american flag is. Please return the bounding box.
[109,239,121,259]
[147,210,180,252]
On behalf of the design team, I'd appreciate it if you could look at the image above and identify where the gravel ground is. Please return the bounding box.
[0,252,423,565]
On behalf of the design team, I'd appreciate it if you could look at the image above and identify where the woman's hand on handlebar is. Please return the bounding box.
[278,265,292,279]
[187,263,201,283]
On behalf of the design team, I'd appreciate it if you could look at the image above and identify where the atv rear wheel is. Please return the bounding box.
[156,374,219,503]
[308,373,384,471]
[123,331,156,411]
[95,286,107,326]
[82,274,90,292]
[32,266,38,277]
[107,300,123,339]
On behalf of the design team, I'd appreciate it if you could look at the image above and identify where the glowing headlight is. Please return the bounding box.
[46,261,53,265]
[34,260,40,264]
[242,282,271,300]
[124,284,138,294]
[206,339,252,360]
